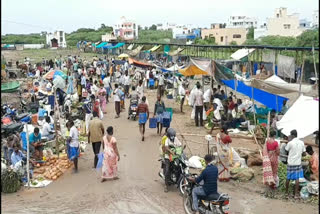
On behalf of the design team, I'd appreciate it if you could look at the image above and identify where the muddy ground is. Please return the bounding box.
[1,50,318,214]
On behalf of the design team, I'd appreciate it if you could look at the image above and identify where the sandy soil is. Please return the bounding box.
[1,88,318,214]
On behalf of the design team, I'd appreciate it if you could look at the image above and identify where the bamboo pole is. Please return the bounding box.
[25,124,30,188]
[266,111,271,141]
[312,45,318,87]
[299,53,305,95]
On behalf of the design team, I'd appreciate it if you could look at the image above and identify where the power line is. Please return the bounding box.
[2,19,53,30]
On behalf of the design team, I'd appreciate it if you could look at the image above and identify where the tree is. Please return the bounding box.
[295,29,319,47]
[138,25,142,30]
[247,27,254,40]
[230,41,237,45]
[149,24,157,31]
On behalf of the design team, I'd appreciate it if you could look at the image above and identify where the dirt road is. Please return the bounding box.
[1,88,317,214]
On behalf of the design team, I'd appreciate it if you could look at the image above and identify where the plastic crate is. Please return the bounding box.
[149,118,157,128]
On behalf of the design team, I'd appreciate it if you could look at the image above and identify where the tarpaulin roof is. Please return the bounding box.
[168,47,184,56]
[214,62,235,81]
[96,42,108,48]
[276,95,319,138]
[149,45,161,52]
[52,75,66,89]
[127,44,134,50]
[109,43,125,49]
[127,45,144,56]
[179,58,214,77]
[129,58,154,68]
[236,74,317,96]
[231,48,255,60]
[113,60,126,65]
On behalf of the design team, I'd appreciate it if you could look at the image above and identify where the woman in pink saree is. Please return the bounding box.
[98,85,107,114]
[101,126,120,182]
[262,130,280,189]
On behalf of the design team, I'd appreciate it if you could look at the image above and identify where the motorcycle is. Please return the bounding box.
[128,98,138,120]
[183,175,230,214]
[1,122,24,138]
[158,145,191,195]
[2,104,31,124]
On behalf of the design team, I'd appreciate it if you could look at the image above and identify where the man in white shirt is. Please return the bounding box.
[67,120,80,172]
[123,71,131,97]
[113,84,121,118]
[193,82,204,127]
[178,83,186,113]
[103,73,111,103]
[124,60,129,71]
[136,80,144,101]
[158,73,165,97]
[285,129,306,199]
[42,117,55,140]
[203,88,213,111]
[146,69,150,89]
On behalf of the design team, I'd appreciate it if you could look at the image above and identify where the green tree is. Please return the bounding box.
[246,27,254,40]
[149,24,157,31]
[230,41,237,45]
[295,29,319,47]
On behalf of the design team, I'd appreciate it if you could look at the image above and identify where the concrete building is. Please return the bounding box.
[172,25,192,39]
[46,30,67,48]
[312,10,319,28]
[201,24,247,45]
[113,16,138,40]
[156,23,177,31]
[101,32,117,42]
[299,19,312,29]
[227,16,258,29]
[267,7,304,37]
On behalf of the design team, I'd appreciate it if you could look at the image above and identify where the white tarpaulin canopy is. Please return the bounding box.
[236,74,317,96]
[167,64,184,72]
[276,95,319,138]
[231,48,255,60]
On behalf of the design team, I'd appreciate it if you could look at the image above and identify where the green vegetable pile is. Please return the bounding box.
[278,162,294,194]
[1,169,21,193]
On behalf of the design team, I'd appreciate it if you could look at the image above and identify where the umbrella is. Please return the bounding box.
[118,53,129,59]
[53,75,66,90]
[43,70,67,80]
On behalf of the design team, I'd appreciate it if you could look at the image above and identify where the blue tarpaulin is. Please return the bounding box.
[221,79,288,111]
[109,43,125,49]
[96,42,107,48]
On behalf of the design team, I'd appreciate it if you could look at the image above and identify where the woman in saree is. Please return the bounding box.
[67,75,74,94]
[216,126,232,182]
[262,130,280,189]
[98,84,107,114]
[101,126,120,182]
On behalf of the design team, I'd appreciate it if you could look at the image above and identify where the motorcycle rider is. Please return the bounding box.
[189,154,219,214]
[162,127,182,192]
[128,86,139,118]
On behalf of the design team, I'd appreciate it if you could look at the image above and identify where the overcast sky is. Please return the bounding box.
[1,0,318,35]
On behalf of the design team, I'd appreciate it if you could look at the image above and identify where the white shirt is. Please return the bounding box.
[159,75,165,86]
[103,76,111,88]
[113,88,121,102]
[91,84,99,96]
[96,67,101,75]
[46,82,52,89]
[35,69,40,77]
[285,138,306,165]
[69,126,79,147]
[124,62,129,71]
[124,75,130,85]
[213,98,223,111]
[42,122,52,136]
[93,61,97,68]
[179,85,186,96]
[213,109,221,120]
[146,70,150,80]
[164,137,182,159]
[203,89,212,103]
[193,88,204,106]
[136,85,144,98]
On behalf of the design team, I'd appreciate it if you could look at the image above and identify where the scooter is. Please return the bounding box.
[2,105,31,124]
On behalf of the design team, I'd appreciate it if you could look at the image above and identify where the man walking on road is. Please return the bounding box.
[113,84,121,118]
[158,72,165,97]
[88,111,105,168]
[193,82,204,127]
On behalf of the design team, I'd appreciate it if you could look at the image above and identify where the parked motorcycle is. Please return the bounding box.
[183,175,230,214]
[158,145,191,195]
[1,122,24,138]
[2,104,31,124]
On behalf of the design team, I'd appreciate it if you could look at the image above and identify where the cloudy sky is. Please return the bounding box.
[1,0,318,35]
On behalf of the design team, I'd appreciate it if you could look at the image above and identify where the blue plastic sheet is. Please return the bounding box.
[96,152,104,169]
[221,79,288,111]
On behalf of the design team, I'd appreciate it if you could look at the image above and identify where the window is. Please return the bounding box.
[220,36,223,42]
[284,24,291,29]
[233,34,241,38]
[277,14,279,18]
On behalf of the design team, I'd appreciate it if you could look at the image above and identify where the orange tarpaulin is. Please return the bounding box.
[128,58,153,67]
[179,65,209,76]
